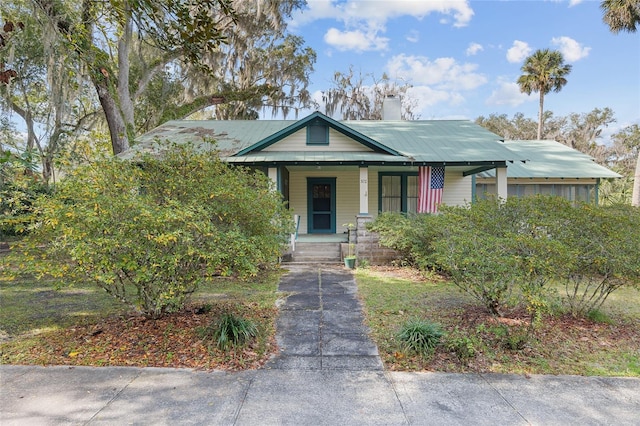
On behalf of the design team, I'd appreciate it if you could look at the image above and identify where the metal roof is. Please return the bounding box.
[344,120,523,163]
[475,140,621,179]
[124,114,526,165]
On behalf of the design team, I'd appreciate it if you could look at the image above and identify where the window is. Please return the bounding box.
[379,173,418,214]
[476,183,596,204]
[307,123,329,145]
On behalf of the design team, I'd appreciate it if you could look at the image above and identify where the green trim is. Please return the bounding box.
[307,177,337,234]
[306,121,329,145]
[378,171,418,214]
[277,167,282,193]
[234,111,401,157]
[464,165,497,177]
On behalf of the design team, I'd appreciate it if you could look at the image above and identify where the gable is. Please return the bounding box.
[262,127,374,152]
[234,112,400,157]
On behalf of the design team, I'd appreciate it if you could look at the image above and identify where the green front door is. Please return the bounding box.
[307,178,336,234]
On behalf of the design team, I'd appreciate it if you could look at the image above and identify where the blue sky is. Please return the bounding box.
[286,0,640,137]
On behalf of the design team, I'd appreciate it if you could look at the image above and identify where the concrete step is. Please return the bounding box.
[288,242,342,263]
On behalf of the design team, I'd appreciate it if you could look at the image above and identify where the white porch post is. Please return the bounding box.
[496,166,508,201]
[359,166,369,214]
[267,167,278,189]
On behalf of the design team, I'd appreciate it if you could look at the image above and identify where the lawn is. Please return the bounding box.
[3,263,639,376]
[0,271,281,370]
[356,266,640,377]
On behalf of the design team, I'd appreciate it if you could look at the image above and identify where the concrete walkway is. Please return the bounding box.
[1,265,639,425]
[265,264,382,371]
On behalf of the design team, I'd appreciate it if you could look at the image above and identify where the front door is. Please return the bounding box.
[307,178,336,234]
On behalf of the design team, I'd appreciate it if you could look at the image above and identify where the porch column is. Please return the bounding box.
[267,167,278,190]
[359,166,369,214]
[496,166,508,201]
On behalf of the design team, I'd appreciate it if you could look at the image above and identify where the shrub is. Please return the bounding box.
[12,144,292,318]
[397,318,444,356]
[0,159,51,237]
[199,313,258,351]
[367,212,440,270]
[560,204,640,316]
[445,328,478,363]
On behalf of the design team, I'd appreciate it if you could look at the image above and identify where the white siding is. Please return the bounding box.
[264,128,373,152]
[442,171,473,207]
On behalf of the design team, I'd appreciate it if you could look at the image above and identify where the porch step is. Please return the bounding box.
[288,242,342,263]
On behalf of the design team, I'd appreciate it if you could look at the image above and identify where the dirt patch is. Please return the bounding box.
[1,302,278,370]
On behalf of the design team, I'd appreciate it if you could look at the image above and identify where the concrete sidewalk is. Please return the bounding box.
[2,365,639,425]
[1,264,639,425]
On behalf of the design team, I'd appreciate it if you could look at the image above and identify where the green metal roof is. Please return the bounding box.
[344,120,522,163]
[124,113,526,166]
[120,120,293,160]
[476,140,621,179]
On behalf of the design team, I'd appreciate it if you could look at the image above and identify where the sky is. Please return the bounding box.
[285,0,640,138]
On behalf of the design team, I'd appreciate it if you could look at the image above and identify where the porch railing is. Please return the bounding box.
[290,214,300,252]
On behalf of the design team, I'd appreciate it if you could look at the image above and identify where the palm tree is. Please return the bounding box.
[517,49,572,140]
[601,0,640,33]
[601,0,640,206]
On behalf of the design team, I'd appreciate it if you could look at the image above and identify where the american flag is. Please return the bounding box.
[418,166,445,213]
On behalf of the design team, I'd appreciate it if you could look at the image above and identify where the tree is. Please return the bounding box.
[14,144,292,318]
[607,124,640,206]
[1,1,101,184]
[601,0,640,206]
[517,49,572,140]
[601,0,640,33]
[322,66,419,120]
[31,0,315,155]
[29,0,235,155]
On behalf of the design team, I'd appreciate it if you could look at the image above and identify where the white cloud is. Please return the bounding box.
[466,42,483,56]
[486,80,530,107]
[323,27,389,52]
[407,86,465,111]
[551,36,591,62]
[386,54,487,91]
[291,0,474,28]
[568,0,584,6]
[506,40,532,63]
[406,30,420,43]
[290,1,474,52]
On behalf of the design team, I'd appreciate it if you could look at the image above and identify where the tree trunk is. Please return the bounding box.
[632,152,640,207]
[117,12,135,129]
[96,79,130,154]
[537,91,544,140]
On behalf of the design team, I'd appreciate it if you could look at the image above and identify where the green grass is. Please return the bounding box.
[0,278,125,338]
[0,270,281,342]
[356,268,640,376]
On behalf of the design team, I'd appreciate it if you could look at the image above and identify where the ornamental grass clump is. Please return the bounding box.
[397,318,444,356]
[200,313,258,351]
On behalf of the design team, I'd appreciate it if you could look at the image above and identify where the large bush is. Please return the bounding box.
[369,196,640,318]
[15,145,292,318]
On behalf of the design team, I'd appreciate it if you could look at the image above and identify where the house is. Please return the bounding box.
[125,102,619,263]
[474,140,620,204]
